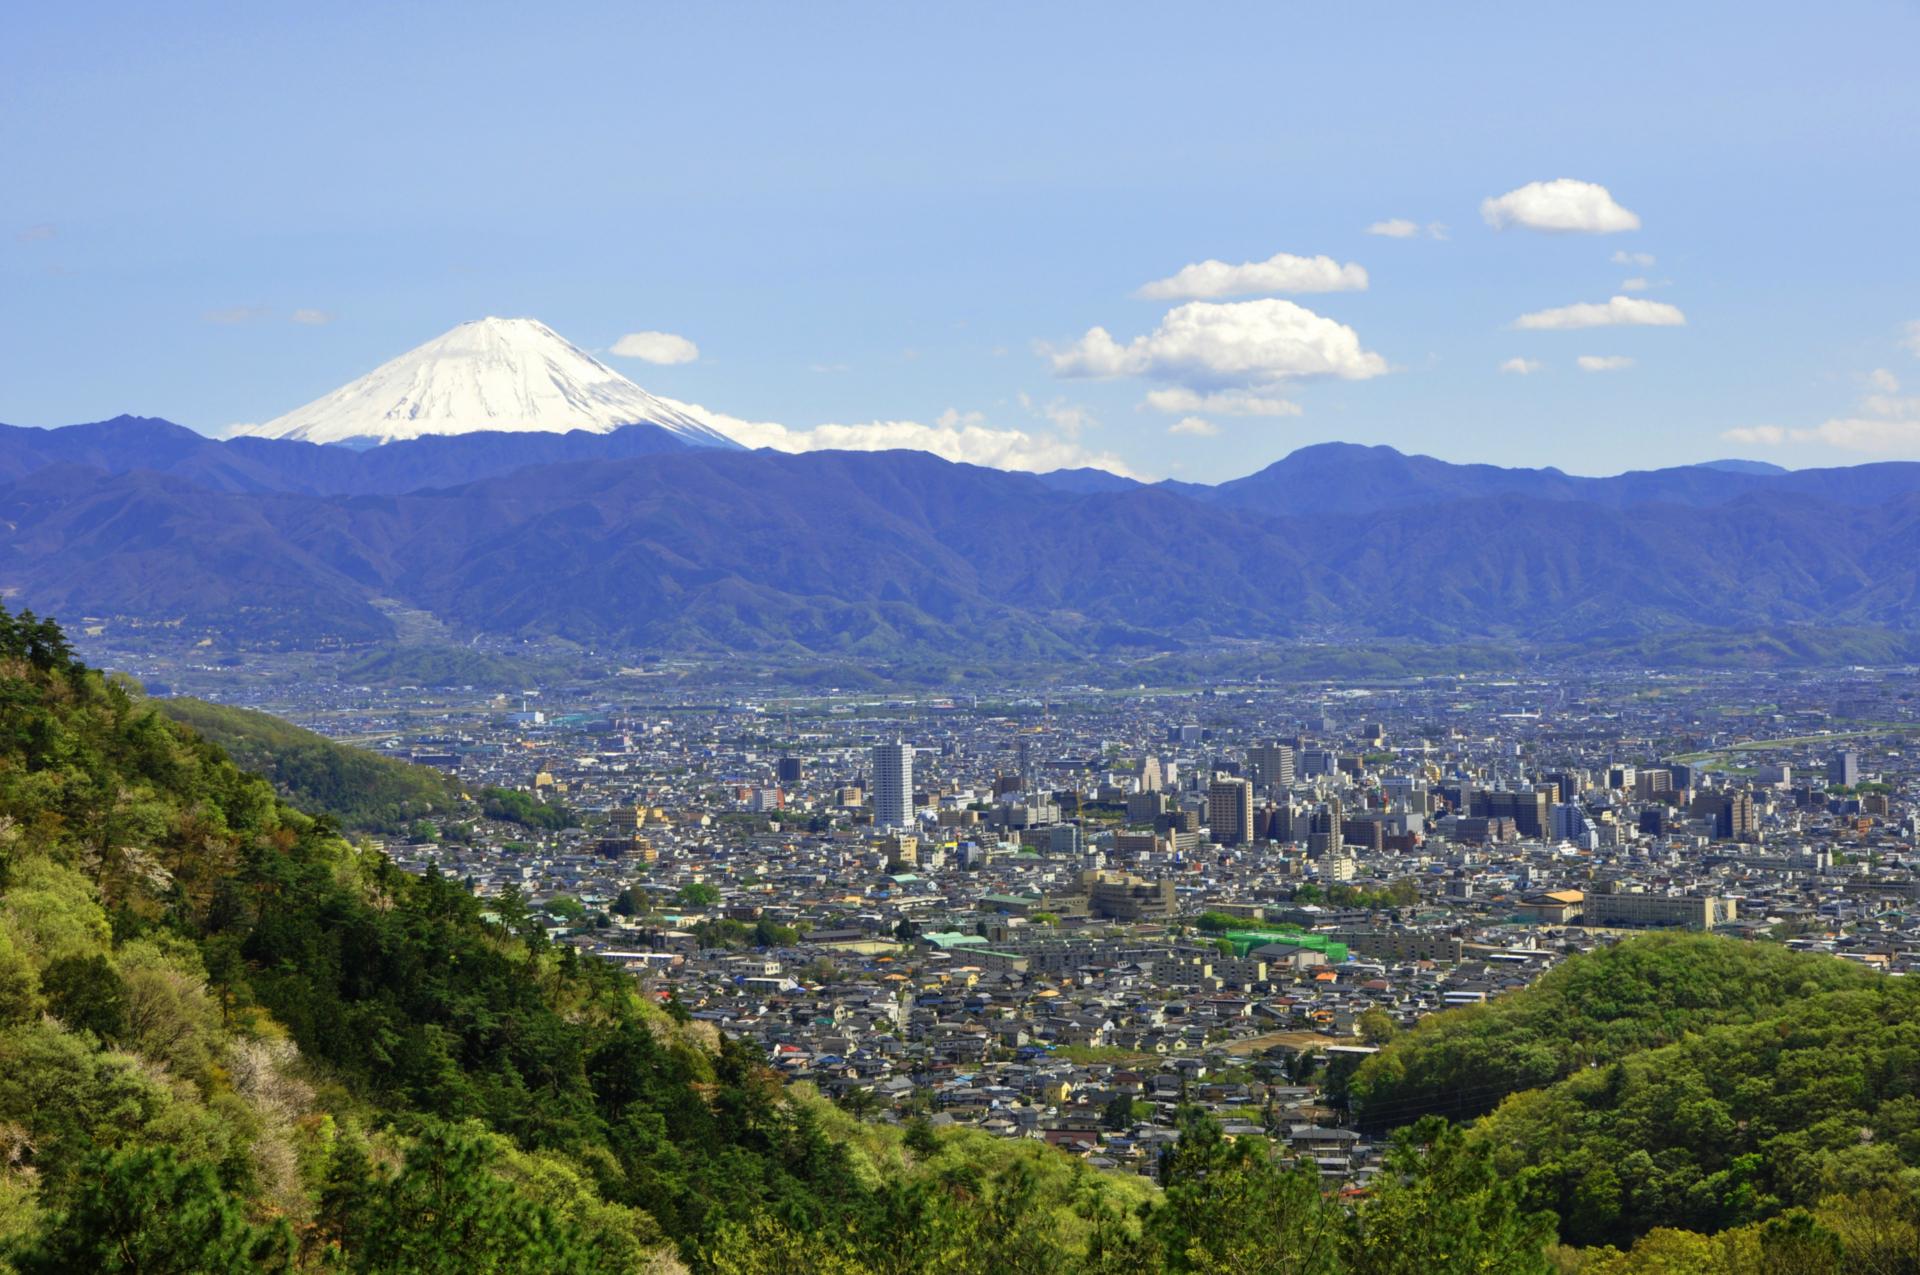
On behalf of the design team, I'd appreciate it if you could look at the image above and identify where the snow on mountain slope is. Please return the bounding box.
[233,317,740,448]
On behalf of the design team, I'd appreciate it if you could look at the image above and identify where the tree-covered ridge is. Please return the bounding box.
[1347,934,1878,1129]
[1479,979,1920,1249]
[152,695,462,833]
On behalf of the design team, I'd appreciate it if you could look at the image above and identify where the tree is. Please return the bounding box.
[15,1146,293,1274]
[678,882,721,909]
[1149,1107,1344,1273]
[1345,1116,1555,1275]
[40,953,127,1042]
[1358,1007,1398,1046]
[345,1122,595,1274]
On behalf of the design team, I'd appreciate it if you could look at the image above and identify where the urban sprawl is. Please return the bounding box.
[109,656,1920,1189]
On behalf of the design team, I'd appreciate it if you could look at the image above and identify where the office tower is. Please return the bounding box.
[1207,777,1255,846]
[1307,798,1344,858]
[1470,789,1550,840]
[873,740,913,829]
[776,756,803,784]
[1139,755,1164,793]
[1246,743,1296,794]
[1828,750,1859,788]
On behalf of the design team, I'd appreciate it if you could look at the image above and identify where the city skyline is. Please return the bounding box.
[5,3,1918,480]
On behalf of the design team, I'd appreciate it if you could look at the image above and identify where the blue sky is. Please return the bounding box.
[4,1,1917,480]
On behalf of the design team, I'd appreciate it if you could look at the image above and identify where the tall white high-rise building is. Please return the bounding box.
[873,740,914,829]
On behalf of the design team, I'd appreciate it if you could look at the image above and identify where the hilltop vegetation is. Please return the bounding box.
[1348,935,1877,1128]
[1483,979,1920,1247]
[152,696,462,833]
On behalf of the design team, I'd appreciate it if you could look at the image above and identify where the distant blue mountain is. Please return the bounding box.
[7,418,1920,656]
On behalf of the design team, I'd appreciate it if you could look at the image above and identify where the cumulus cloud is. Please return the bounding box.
[1612,250,1656,267]
[1482,179,1641,234]
[1619,277,1650,292]
[1366,219,1447,240]
[1499,357,1543,375]
[204,305,272,324]
[1721,380,1920,454]
[1577,355,1635,372]
[1048,298,1387,390]
[1138,252,1367,300]
[611,330,700,364]
[291,308,334,325]
[1142,387,1302,417]
[1513,295,1686,330]
[657,397,1138,476]
[1903,320,1920,359]
[1869,368,1901,393]
[1167,416,1219,437]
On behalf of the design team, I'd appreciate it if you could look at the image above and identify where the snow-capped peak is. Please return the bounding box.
[232,317,740,448]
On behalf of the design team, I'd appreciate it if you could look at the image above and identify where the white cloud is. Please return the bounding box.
[1513,295,1686,330]
[1903,320,1920,359]
[1366,219,1447,240]
[1138,252,1367,300]
[1612,250,1656,267]
[1619,277,1650,292]
[291,308,334,325]
[1721,380,1920,454]
[1869,368,1901,393]
[1142,387,1301,417]
[659,397,1137,476]
[1577,355,1635,372]
[1499,357,1543,375]
[16,223,55,243]
[1167,416,1219,437]
[1482,179,1642,234]
[1048,298,1387,390]
[1366,219,1419,239]
[611,330,700,364]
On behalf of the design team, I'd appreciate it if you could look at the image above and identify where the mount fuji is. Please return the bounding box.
[230,316,741,449]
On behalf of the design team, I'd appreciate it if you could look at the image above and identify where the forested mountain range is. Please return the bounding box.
[6,417,1920,657]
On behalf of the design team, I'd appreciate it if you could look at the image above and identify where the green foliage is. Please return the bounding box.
[333,1122,595,1274]
[1479,979,1920,1247]
[479,788,577,831]
[155,697,460,835]
[13,1145,294,1274]
[1351,935,1877,1129]
[678,882,721,908]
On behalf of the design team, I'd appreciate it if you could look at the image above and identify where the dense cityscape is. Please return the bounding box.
[92,643,1920,1189]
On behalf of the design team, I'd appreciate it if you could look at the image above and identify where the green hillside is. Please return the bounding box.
[153,696,462,833]
[1348,934,1877,1129]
